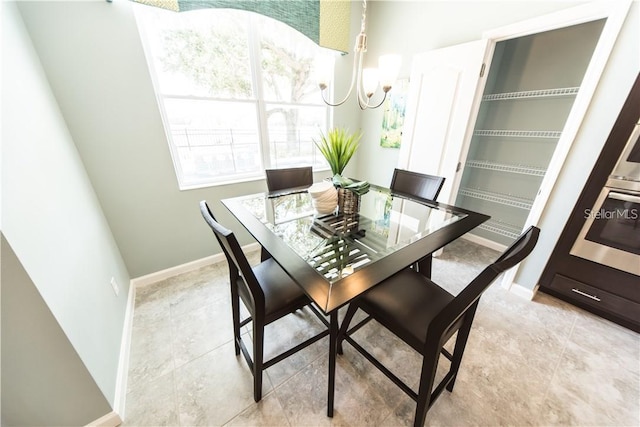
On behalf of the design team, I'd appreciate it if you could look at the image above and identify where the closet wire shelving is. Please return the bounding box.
[460,87,579,242]
[465,160,546,176]
[458,187,534,239]
[473,86,578,141]
[481,86,580,101]
[458,187,534,210]
[474,129,563,139]
[477,219,523,239]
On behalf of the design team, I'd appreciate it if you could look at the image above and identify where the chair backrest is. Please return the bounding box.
[199,200,265,315]
[390,168,445,202]
[265,166,313,192]
[429,226,540,343]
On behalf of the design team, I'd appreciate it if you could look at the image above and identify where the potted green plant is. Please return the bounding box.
[314,127,362,178]
[314,127,369,214]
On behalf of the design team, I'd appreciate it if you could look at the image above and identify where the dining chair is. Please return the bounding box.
[390,168,446,273]
[263,166,314,261]
[390,168,445,202]
[265,166,313,192]
[199,200,329,402]
[336,226,540,427]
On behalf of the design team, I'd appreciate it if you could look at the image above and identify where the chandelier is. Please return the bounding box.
[317,0,402,110]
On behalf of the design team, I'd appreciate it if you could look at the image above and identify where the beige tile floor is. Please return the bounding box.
[123,239,640,426]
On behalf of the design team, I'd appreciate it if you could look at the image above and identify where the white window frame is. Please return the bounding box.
[133,5,332,190]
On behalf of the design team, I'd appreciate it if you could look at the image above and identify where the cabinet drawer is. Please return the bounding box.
[549,274,640,324]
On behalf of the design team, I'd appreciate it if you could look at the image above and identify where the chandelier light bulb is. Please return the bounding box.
[378,54,402,92]
[317,0,402,110]
[315,55,336,91]
[362,68,379,97]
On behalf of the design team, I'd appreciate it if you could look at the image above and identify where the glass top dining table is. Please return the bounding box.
[222,182,489,418]
[221,183,490,314]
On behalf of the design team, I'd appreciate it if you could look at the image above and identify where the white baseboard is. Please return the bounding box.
[461,232,507,252]
[112,279,136,420]
[507,281,538,300]
[130,243,261,288]
[113,242,261,423]
[86,411,122,427]
[131,254,223,288]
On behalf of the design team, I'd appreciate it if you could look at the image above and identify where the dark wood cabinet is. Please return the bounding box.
[538,72,640,333]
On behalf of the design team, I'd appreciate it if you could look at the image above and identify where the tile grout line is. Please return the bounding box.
[540,311,578,404]
[124,239,639,426]
[168,284,182,427]
[271,348,329,427]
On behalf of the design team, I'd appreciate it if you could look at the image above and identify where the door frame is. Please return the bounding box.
[460,0,632,292]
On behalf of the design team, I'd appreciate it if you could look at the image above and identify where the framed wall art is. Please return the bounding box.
[380,78,409,149]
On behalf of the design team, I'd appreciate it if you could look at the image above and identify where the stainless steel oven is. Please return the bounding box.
[610,120,640,183]
[570,120,640,276]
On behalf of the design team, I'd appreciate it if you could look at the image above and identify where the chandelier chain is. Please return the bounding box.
[360,0,367,33]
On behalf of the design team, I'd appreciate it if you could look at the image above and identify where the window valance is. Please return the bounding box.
[131,0,350,53]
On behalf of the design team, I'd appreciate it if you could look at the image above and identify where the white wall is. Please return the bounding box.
[2,1,130,409]
[358,0,639,291]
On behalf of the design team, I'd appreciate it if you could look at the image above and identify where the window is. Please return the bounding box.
[134,6,331,189]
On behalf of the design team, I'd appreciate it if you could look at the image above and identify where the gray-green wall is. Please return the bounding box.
[2,1,129,419]
[1,234,112,426]
[355,1,586,186]
[16,0,343,279]
[2,3,638,423]
[15,0,640,289]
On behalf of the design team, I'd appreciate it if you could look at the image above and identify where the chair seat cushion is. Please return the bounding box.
[252,258,311,320]
[358,269,454,352]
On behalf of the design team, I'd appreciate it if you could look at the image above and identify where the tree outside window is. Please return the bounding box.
[135,6,330,188]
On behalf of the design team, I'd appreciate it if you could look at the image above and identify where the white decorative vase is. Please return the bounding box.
[308,181,338,214]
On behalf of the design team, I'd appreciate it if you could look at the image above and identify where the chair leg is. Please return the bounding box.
[414,347,440,427]
[252,322,264,402]
[416,254,433,278]
[230,284,241,355]
[446,308,477,392]
[336,304,359,355]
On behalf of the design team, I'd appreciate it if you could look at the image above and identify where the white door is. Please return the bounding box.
[398,39,491,205]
